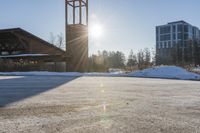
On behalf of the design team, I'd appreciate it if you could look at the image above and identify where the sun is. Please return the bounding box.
[89,23,103,39]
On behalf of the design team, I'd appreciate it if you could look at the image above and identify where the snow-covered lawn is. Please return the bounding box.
[0,66,200,80]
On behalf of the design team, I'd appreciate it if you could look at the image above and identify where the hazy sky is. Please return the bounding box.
[0,0,200,56]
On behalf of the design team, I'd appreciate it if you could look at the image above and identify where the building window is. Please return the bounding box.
[184,33,188,40]
[178,25,183,32]
[173,25,176,32]
[160,26,171,34]
[164,42,167,48]
[173,33,176,40]
[160,42,163,48]
[178,33,183,40]
[184,25,188,32]
[160,34,171,41]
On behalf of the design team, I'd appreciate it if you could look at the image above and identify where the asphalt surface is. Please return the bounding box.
[0,76,200,133]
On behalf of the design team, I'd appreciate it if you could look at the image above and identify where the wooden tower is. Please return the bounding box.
[65,0,89,72]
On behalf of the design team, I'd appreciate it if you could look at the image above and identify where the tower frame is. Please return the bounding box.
[65,0,89,72]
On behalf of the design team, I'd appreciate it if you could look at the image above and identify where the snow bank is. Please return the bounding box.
[0,66,199,80]
[85,72,125,77]
[192,67,200,74]
[128,66,200,80]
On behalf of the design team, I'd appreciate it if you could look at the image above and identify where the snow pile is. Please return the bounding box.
[128,66,200,80]
[0,72,82,77]
[192,67,200,74]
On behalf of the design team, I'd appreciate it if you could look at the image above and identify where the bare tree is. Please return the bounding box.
[49,32,56,45]
[56,33,65,49]
[49,32,65,49]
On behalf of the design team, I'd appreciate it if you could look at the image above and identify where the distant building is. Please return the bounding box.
[156,21,200,65]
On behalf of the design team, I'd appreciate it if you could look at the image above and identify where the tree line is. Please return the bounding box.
[48,33,156,72]
[88,48,155,72]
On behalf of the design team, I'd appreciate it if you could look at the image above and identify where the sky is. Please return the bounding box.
[0,0,200,56]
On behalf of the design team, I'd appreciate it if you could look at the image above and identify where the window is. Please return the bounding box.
[178,33,183,40]
[160,26,171,34]
[173,25,176,32]
[184,33,188,40]
[160,42,163,48]
[160,34,171,41]
[178,25,183,32]
[173,33,176,40]
[184,25,188,32]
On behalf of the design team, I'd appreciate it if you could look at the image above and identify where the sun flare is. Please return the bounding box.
[89,23,103,39]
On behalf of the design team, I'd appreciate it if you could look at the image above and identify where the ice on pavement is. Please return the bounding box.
[128,66,200,80]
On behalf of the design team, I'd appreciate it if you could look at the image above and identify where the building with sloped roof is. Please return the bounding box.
[0,28,68,72]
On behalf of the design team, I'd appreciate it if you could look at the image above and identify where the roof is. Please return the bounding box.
[0,28,66,54]
[167,20,188,25]
[156,20,191,28]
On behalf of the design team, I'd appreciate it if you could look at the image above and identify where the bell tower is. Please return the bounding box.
[65,0,88,72]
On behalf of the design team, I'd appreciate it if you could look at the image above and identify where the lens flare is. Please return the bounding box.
[89,23,103,39]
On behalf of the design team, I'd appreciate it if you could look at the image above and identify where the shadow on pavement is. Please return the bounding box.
[0,76,78,107]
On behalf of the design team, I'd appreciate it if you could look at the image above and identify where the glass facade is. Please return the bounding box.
[156,21,200,51]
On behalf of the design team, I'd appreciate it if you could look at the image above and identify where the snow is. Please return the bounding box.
[0,72,82,77]
[0,71,126,77]
[85,72,125,77]
[128,66,200,80]
[192,66,200,73]
[0,66,199,80]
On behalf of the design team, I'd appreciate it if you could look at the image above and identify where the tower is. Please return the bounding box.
[65,0,89,72]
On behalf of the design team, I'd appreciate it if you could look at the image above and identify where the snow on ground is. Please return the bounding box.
[192,66,200,74]
[0,66,200,80]
[0,72,82,77]
[128,66,200,80]
[0,71,125,77]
